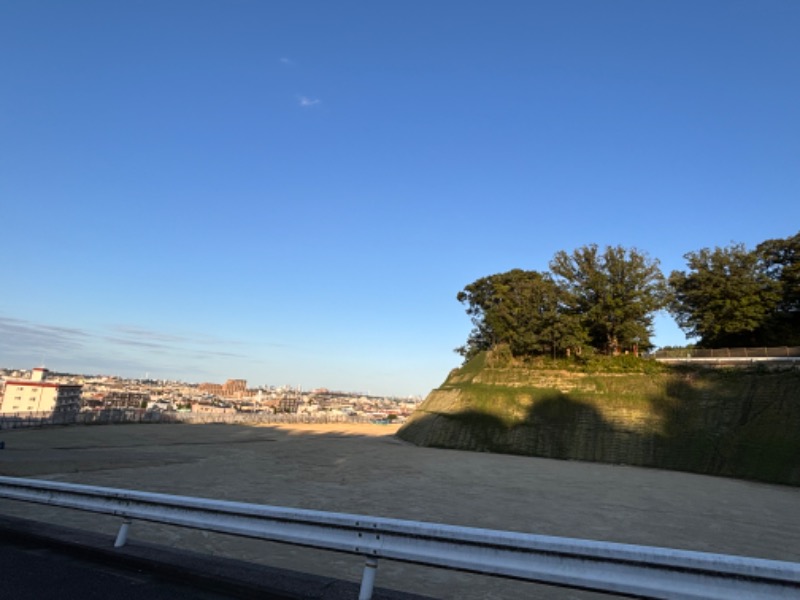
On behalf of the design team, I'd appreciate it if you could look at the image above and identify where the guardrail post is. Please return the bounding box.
[358,556,379,600]
[114,518,132,548]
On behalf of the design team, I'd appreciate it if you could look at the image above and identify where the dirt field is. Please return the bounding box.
[1,422,798,599]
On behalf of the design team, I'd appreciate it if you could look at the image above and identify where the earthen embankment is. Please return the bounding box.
[398,355,800,485]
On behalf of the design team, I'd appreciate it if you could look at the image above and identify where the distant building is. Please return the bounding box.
[278,396,301,413]
[223,379,247,397]
[191,402,236,414]
[0,368,82,414]
[198,383,224,395]
[102,391,150,410]
[199,379,248,399]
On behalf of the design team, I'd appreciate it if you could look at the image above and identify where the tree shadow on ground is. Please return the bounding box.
[0,421,398,478]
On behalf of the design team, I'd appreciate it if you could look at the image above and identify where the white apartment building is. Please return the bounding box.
[0,367,82,414]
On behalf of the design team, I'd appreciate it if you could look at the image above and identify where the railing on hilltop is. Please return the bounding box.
[652,346,800,359]
[0,476,797,600]
[0,409,380,431]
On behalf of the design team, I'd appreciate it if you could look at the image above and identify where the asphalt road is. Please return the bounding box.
[0,537,241,600]
[0,513,430,600]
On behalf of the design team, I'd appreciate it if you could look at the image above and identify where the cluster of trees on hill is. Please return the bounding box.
[456,231,799,361]
[669,233,800,347]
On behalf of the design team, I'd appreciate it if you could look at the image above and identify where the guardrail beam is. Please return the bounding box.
[1,476,798,600]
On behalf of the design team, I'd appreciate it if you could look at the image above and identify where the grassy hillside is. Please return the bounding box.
[397,351,800,485]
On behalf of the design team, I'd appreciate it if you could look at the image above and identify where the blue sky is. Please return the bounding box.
[1,1,798,396]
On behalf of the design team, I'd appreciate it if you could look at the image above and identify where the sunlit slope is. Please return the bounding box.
[397,352,800,485]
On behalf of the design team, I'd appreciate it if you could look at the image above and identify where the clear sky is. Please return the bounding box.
[1,1,798,396]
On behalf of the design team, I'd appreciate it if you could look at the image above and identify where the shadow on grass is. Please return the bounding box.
[398,392,618,460]
[647,369,800,484]
[397,368,800,486]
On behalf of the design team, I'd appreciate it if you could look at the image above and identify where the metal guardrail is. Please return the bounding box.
[1,476,798,600]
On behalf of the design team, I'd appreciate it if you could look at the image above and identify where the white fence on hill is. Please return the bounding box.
[0,409,379,430]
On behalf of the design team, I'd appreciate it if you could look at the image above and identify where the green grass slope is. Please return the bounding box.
[397,351,800,485]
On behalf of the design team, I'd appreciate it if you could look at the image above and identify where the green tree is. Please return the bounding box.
[455,273,503,359]
[456,269,584,360]
[550,245,667,354]
[756,231,800,344]
[668,243,782,347]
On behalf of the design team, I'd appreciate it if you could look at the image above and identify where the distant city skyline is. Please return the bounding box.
[2,2,799,396]
[0,350,424,397]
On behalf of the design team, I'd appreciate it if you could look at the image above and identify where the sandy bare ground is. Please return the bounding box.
[1,422,798,599]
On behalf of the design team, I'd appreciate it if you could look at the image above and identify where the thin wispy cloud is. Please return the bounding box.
[279,57,295,66]
[112,326,193,344]
[110,325,254,349]
[298,95,321,107]
[107,325,251,358]
[0,316,89,354]
[0,315,259,378]
[101,335,173,352]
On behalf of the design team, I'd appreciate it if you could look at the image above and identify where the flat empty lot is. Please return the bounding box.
[1,423,798,599]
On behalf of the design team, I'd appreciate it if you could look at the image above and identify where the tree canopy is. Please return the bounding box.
[669,233,800,347]
[550,245,667,355]
[456,232,799,361]
[456,245,665,360]
[757,232,800,345]
[456,269,584,360]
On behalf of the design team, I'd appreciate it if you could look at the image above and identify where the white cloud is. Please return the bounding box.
[279,57,294,66]
[298,96,321,107]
